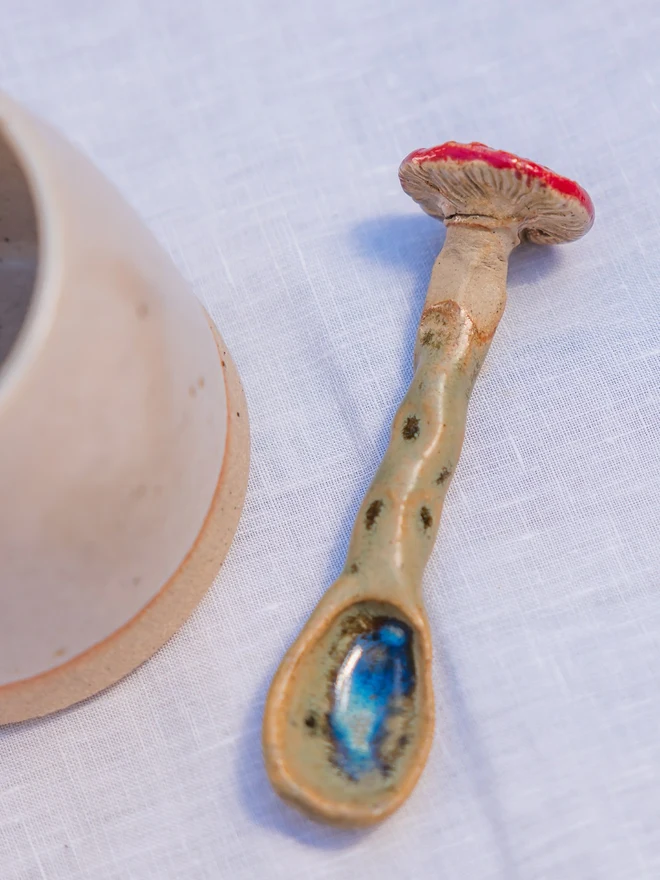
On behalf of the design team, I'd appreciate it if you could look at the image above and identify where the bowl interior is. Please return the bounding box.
[0,127,38,371]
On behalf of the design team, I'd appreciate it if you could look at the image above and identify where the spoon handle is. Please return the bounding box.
[344,310,490,595]
[262,298,492,826]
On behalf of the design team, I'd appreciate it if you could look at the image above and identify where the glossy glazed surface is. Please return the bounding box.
[265,599,431,825]
[329,618,415,780]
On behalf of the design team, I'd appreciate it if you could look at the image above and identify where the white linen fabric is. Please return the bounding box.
[1,0,660,877]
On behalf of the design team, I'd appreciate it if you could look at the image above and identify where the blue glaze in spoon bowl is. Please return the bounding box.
[263,589,435,827]
[330,619,415,781]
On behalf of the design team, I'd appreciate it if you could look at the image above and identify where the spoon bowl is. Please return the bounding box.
[263,573,435,826]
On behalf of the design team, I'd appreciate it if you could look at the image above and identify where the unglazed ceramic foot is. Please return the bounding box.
[0,325,249,724]
[263,142,594,826]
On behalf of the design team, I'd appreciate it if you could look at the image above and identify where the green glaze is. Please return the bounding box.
[343,298,490,589]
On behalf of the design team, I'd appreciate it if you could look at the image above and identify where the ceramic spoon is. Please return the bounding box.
[263,142,594,826]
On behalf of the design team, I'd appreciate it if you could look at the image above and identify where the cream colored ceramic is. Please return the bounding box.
[0,92,249,724]
[263,142,594,826]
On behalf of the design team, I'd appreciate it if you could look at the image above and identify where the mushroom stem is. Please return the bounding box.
[425,222,517,335]
[343,222,515,590]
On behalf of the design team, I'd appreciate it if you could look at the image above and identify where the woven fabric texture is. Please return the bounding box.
[1,1,659,877]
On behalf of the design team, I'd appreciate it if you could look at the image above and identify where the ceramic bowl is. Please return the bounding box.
[0,92,249,724]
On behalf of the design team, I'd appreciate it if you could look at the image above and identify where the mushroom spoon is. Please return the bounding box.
[263,142,594,826]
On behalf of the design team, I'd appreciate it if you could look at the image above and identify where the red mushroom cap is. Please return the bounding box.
[399,141,594,244]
